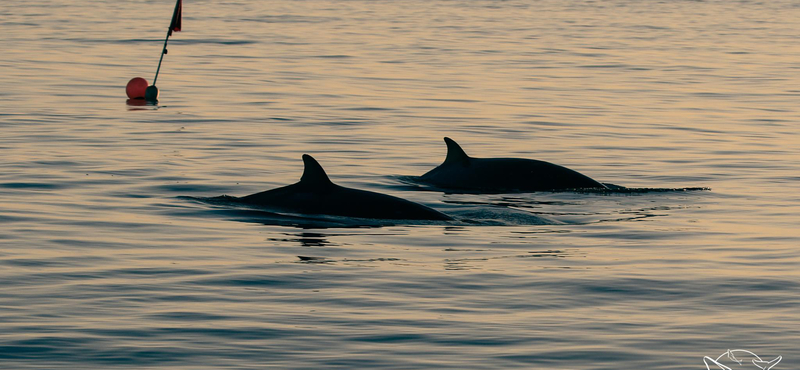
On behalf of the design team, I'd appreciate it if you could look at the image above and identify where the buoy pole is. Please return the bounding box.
[152,29,172,87]
[145,0,182,102]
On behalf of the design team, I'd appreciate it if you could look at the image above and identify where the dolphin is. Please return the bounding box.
[418,137,608,192]
[237,154,452,221]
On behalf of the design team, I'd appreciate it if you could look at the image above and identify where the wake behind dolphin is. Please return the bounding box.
[416,137,608,193]
[222,155,452,221]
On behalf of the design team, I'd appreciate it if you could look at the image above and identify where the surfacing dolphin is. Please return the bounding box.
[237,154,452,220]
[418,137,608,193]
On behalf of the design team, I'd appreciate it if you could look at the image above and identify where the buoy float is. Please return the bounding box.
[144,85,160,102]
[125,77,149,99]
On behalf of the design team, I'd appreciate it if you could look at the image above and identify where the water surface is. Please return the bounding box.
[1,0,799,368]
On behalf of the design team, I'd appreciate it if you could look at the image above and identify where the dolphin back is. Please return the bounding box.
[240,154,451,221]
[421,138,608,192]
[241,184,450,220]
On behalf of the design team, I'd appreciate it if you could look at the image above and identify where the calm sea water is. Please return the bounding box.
[2,0,799,368]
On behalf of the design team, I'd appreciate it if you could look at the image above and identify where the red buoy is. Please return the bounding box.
[126,77,149,99]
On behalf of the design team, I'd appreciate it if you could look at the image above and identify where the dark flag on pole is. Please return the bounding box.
[169,0,182,35]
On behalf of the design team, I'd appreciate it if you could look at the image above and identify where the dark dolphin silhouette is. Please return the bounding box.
[418,137,608,192]
[238,154,452,220]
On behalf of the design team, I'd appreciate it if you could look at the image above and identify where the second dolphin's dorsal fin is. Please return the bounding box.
[300,154,334,187]
[443,137,469,165]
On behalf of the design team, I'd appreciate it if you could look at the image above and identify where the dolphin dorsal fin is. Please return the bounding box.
[443,137,469,165]
[300,154,334,187]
